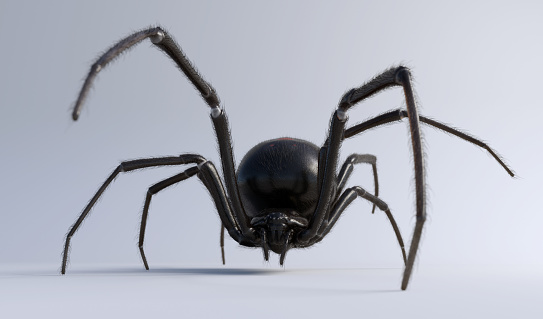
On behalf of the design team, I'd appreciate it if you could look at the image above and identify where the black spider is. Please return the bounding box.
[61,26,514,290]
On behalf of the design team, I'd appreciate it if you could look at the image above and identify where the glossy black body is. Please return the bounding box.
[237,138,320,219]
[236,138,320,254]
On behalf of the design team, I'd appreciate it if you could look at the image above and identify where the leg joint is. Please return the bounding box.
[338,88,356,110]
[394,66,411,85]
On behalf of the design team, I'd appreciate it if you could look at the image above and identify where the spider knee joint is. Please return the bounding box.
[211,106,222,118]
[336,108,348,121]
[196,160,210,170]
[338,89,356,111]
[150,31,165,44]
[394,66,411,84]
[91,63,102,73]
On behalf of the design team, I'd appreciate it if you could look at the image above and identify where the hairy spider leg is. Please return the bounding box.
[345,109,515,177]
[337,67,514,289]
[66,26,261,273]
[138,166,201,270]
[71,26,255,241]
[307,185,407,265]
[137,159,251,270]
[62,155,205,274]
[294,66,424,290]
[336,154,379,213]
[72,27,218,120]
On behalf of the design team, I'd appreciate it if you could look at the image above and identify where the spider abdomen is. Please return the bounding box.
[237,138,320,218]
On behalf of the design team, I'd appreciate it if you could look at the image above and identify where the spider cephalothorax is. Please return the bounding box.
[62,26,514,290]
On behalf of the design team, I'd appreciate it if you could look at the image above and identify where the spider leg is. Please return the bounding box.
[345,109,515,177]
[220,224,225,265]
[197,161,255,246]
[62,154,207,274]
[138,167,199,270]
[71,26,256,244]
[308,186,406,265]
[297,109,346,244]
[139,160,249,270]
[210,110,256,242]
[299,66,423,289]
[343,67,424,290]
[336,154,379,214]
[335,68,515,289]
[71,26,219,120]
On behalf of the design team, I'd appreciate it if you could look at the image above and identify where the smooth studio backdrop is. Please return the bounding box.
[0,1,541,318]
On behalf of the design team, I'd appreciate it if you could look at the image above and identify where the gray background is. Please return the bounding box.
[0,1,541,317]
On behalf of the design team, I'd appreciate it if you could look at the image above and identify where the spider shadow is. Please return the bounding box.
[66,266,278,277]
[148,267,277,276]
[62,267,403,294]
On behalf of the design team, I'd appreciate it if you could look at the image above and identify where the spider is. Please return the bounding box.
[61,26,514,290]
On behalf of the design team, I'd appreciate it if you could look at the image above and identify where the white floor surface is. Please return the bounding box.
[1,264,540,318]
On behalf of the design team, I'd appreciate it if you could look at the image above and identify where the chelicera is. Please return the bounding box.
[61,26,514,290]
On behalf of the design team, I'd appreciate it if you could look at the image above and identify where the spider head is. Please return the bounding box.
[251,211,308,256]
